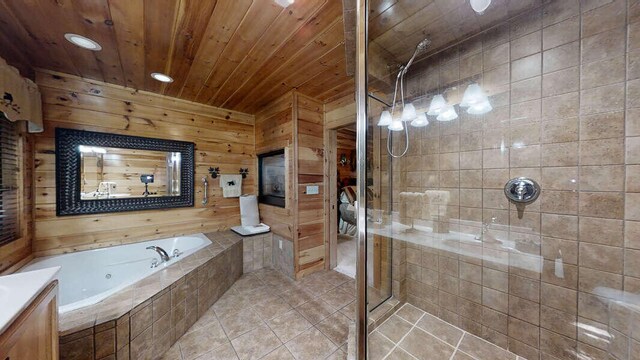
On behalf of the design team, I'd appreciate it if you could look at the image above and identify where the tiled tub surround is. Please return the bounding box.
[58,231,243,360]
[376,0,640,359]
[242,233,273,274]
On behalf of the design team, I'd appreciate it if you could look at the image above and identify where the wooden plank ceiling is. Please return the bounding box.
[0,0,544,113]
[0,0,354,114]
[367,0,544,75]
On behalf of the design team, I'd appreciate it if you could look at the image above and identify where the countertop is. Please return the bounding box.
[0,266,60,334]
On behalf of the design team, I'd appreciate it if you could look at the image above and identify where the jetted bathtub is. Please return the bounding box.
[20,233,212,314]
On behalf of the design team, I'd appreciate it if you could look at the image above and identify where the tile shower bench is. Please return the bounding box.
[58,231,243,360]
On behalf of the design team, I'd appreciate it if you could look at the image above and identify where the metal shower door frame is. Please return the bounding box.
[355,0,368,358]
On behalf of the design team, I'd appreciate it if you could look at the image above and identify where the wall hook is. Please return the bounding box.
[208,167,220,179]
[240,168,249,179]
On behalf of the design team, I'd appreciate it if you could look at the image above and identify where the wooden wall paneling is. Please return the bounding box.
[295,93,325,277]
[35,71,253,125]
[32,72,255,256]
[254,92,295,242]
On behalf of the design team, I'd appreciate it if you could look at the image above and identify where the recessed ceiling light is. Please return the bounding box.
[150,73,174,83]
[64,33,102,51]
[274,0,294,8]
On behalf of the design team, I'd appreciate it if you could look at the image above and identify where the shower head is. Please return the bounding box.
[403,38,431,73]
[415,38,431,52]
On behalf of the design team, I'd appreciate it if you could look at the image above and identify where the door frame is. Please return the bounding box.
[323,111,356,271]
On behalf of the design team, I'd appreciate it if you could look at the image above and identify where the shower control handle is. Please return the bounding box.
[504,177,540,204]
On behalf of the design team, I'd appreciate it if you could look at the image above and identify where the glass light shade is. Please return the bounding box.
[274,0,294,7]
[427,95,447,116]
[470,0,491,14]
[460,84,488,107]
[467,100,493,115]
[401,103,417,122]
[377,110,392,126]
[388,120,404,131]
[436,105,458,121]
[411,113,429,127]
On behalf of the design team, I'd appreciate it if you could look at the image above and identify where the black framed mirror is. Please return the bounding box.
[55,128,195,216]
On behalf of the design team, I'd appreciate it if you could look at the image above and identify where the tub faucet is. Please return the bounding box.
[146,246,170,262]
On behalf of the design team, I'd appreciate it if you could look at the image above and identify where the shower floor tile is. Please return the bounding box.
[369,303,524,360]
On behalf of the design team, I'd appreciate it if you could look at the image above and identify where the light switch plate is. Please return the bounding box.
[306,185,319,195]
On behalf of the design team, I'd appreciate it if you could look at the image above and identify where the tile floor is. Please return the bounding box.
[163,268,522,360]
[162,268,355,360]
[369,303,523,360]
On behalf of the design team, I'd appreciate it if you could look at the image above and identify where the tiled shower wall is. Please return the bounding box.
[381,0,640,359]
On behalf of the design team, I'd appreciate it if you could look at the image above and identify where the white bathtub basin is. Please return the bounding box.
[20,233,211,314]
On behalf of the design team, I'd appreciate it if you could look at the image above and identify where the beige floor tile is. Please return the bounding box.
[160,343,183,360]
[260,345,295,360]
[322,271,353,286]
[252,297,292,321]
[326,348,348,360]
[285,327,338,360]
[231,274,265,295]
[296,299,337,325]
[377,315,414,344]
[230,324,282,360]
[297,277,338,295]
[218,308,264,340]
[320,288,356,309]
[179,321,229,360]
[451,350,475,360]
[367,331,395,359]
[281,288,316,308]
[266,309,313,343]
[395,304,425,325]
[193,342,239,360]
[385,347,417,360]
[339,300,356,321]
[457,333,517,360]
[316,312,352,346]
[416,313,464,346]
[398,328,456,360]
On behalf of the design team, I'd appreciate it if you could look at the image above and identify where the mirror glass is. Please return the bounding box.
[79,145,182,200]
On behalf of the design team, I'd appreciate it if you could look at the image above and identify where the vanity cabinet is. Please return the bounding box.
[0,281,58,360]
